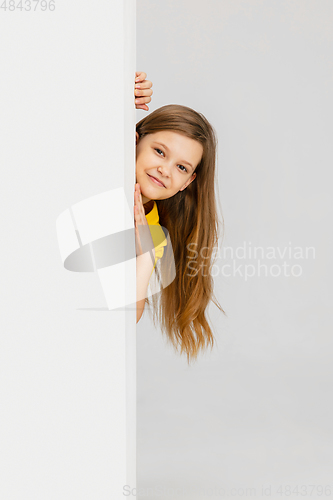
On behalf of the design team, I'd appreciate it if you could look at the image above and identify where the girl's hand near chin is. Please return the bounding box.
[134,182,155,321]
[134,183,155,262]
[134,71,153,111]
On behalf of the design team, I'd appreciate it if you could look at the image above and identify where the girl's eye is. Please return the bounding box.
[154,148,187,173]
[178,164,188,173]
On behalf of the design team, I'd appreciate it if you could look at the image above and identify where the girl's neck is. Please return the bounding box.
[144,199,154,215]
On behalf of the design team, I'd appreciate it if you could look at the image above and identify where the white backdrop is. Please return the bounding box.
[0,0,136,498]
[136,1,333,498]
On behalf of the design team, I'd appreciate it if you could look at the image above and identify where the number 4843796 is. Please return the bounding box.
[1,0,55,11]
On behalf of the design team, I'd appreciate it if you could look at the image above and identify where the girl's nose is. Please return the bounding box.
[158,164,171,176]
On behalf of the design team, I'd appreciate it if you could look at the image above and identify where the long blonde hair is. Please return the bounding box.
[136,104,226,364]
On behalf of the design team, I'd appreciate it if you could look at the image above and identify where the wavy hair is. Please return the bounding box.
[136,104,226,364]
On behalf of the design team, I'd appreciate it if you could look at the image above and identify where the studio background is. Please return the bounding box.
[136,0,333,497]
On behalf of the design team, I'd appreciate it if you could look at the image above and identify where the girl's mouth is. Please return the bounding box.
[147,174,165,188]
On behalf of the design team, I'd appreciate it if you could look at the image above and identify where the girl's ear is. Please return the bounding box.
[180,172,196,191]
[135,132,139,145]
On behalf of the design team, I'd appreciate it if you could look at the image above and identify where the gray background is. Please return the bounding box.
[136,1,333,498]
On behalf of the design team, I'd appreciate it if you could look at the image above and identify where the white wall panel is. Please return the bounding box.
[0,0,136,497]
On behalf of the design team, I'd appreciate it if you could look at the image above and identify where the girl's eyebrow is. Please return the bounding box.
[154,142,194,171]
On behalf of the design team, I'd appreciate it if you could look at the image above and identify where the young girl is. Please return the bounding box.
[133,72,225,364]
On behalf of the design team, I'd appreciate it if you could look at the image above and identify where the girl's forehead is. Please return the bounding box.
[150,130,186,140]
[147,130,197,147]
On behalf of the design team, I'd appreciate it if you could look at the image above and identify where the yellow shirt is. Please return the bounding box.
[145,200,168,273]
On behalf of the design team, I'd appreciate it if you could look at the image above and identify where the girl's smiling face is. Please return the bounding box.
[135,130,203,204]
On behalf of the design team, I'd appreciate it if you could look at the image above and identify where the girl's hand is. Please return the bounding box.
[134,71,153,111]
[134,183,155,261]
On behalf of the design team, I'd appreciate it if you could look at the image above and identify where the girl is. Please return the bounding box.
[134,72,225,364]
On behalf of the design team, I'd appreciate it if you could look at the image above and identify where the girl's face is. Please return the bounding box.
[135,130,203,205]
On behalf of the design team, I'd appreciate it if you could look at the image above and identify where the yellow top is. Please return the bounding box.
[145,200,168,273]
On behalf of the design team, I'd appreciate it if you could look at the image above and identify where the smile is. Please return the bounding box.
[147,174,165,188]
